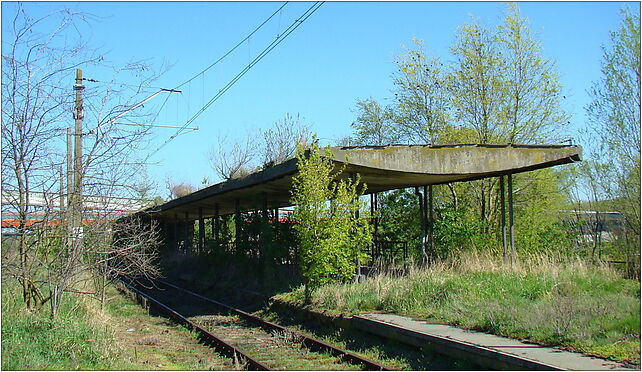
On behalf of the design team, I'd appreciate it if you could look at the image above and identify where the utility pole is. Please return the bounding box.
[66,128,72,210]
[71,68,84,253]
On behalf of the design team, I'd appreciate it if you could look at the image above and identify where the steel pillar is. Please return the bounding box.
[427,185,434,262]
[500,176,507,264]
[173,213,178,252]
[198,207,204,253]
[213,203,220,248]
[415,187,427,264]
[234,199,241,247]
[508,174,515,264]
[355,196,361,277]
[184,211,190,254]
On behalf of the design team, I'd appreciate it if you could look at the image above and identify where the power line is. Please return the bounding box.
[173,2,289,90]
[145,1,323,162]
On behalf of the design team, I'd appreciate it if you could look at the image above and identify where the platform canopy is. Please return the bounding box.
[143,144,581,220]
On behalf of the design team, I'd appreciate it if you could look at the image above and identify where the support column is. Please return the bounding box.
[373,192,379,240]
[427,185,434,262]
[261,193,269,271]
[184,211,190,254]
[173,213,178,252]
[500,176,507,264]
[235,199,241,249]
[415,187,427,265]
[355,196,362,278]
[198,207,205,254]
[213,204,220,248]
[261,193,268,251]
[163,218,169,249]
[370,193,377,259]
[508,174,516,265]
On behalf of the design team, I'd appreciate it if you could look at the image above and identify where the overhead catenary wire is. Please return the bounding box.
[145,1,323,161]
[81,4,287,137]
[173,2,289,91]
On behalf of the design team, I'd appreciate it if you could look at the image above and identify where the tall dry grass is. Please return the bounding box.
[293,251,640,364]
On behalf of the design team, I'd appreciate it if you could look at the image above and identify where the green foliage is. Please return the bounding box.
[352,98,398,145]
[393,39,452,144]
[376,189,420,255]
[513,168,578,255]
[449,18,506,144]
[1,283,117,370]
[291,139,372,300]
[349,3,574,261]
[584,7,641,240]
[497,3,569,143]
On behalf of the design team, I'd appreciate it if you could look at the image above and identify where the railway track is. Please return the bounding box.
[120,279,392,371]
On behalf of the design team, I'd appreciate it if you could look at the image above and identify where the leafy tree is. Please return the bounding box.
[349,4,572,258]
[449,18,505,144]
[585,7,640,241]
[497,4,569,143]
[291,139,371,302]
[392,39,452,144]
[352,98,398,145]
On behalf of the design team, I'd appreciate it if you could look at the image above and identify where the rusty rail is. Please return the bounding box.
[155,279,394,371]
[118,280,271,370]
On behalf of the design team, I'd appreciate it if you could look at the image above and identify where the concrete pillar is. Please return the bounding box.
[198,207,204,253]
[500,176,507,264]
[508,174,516,265]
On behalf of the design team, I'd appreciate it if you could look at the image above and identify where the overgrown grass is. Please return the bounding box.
[1,280,222,370]
[1,282,119,370]
[277,251,641,364]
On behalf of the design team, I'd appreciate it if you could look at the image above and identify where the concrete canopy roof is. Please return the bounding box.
[144,144,581,221]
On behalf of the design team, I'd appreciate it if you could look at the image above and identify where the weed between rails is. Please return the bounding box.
[277,251,641,364]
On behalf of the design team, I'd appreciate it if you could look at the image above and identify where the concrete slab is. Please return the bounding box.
[141,144,581,220]
[353,313,635,371]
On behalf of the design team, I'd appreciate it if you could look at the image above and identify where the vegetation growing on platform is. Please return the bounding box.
[291,139,372,301]
[277,251,641,364]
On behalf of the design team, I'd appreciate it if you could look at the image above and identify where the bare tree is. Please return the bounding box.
[88,216,162,310]
[208,130,259,181]
[2,5,166,316]
[165,178,196,199]
[1,6,101,309]
[261,113,311,165]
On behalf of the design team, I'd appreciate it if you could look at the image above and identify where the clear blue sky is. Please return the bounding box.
[2,1,638,198]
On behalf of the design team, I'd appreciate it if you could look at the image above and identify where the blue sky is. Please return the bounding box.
[2,1,638,197]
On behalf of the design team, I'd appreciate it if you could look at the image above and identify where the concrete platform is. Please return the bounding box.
[353,313,635,371]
